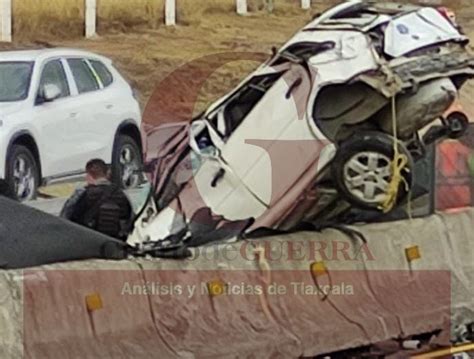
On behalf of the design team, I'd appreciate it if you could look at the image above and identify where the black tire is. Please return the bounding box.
[111,134,143,189]
[331,132,414,211]
[446,111,469,139]
[5,145,39,202]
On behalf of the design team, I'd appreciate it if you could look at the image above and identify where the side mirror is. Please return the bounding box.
[41,84,61,102]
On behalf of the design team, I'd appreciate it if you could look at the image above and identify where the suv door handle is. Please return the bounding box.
[211,168,226,188]
[69,112,78,118]
[106,104,114,110]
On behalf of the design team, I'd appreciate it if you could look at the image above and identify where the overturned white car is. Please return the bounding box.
[129,1,473,250]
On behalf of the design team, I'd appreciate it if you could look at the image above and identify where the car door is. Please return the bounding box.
[65,58,110,164]
[218,64,325,207]
[186,119,268,221]
[86,58,121,162]
[33,58,84,177]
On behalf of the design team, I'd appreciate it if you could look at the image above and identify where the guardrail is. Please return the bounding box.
[0,0,314,43]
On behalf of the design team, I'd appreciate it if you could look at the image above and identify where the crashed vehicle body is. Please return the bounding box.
[129,1,474,247]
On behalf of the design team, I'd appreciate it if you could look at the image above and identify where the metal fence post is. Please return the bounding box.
[0,0,12,42]
[236,0,247,15]
[301,0,311,10]
[85,0,97,38]
[266,0,274,13]
[165,0,176,26]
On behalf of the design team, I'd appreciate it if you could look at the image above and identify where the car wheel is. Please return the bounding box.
[331,132,414,210]
[446,111,469,139]
[6,145,39,202]
[111,134,143,189]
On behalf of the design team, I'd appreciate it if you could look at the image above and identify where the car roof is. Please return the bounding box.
[0,48,111,63]
[303,1,422,30]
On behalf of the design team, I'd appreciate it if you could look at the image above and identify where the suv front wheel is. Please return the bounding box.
[6,145,39,202]
[331,132,414,211]
[111,134,143,189]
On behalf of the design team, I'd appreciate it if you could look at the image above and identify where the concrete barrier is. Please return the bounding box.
[439,210,474,332]
[135,245,303,358]
[355,214,454,342]
[0,271,23,358]
[1,209,472,358]
[22,261,174,358]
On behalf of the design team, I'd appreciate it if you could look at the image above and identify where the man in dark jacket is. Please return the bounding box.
[0,181,11,197]
[61,159,133,241]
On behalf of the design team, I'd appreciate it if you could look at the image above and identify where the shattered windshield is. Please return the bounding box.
[0,62,34,102]
[273,41,335,65]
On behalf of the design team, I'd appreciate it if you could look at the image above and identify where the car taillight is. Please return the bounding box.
[437,6,456,24]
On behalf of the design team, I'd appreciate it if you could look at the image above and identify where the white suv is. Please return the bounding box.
[0,48,142,201]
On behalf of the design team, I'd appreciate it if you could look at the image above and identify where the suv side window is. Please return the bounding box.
[39,60,70,99]
[67,58,100,94]
[89,60,114,87]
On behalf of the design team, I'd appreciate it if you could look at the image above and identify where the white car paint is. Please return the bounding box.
[384,7,466,57]
[303,0,363,29]
[190,119,269,220]
[212,30,379,208]
[0,48,141,183]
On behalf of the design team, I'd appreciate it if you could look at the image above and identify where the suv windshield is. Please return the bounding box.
[0,62,34,102]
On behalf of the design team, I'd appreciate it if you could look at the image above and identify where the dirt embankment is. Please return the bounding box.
[1,1,474,120]
[2,7,318,117]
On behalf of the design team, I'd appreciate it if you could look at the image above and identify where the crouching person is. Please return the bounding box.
[61,159,133,241]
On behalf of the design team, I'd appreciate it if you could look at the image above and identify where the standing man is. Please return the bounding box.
[61,159,133,241]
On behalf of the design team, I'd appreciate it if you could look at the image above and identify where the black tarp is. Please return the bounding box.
[0,196,128,269]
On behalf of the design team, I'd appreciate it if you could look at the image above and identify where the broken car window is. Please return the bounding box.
[221,72,283,137]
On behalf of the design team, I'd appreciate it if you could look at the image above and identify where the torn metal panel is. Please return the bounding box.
[384,7,467,57]
[390,47,474,82]
[378,77,457,138]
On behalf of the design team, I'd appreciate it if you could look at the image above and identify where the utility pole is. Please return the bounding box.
[266,0,274,13]
[0,0,12,42]
[301,0,311,10]
[236,0,247,15]
[165,0,176,26]
[85,0,97,38]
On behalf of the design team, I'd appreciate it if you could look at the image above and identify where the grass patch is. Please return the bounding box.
[13,0,84,41]
[8,0,321,40]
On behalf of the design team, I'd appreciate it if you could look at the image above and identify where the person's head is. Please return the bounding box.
[85,159,109,184]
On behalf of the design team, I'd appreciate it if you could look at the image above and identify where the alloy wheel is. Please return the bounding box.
[343,151,392,205]
[13,155,36,201]
[119,144,141,189]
